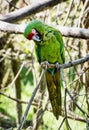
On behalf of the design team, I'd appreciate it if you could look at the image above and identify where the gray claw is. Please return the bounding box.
[44,61,49,69]
[41,61,49,69]
[55,62,59,70]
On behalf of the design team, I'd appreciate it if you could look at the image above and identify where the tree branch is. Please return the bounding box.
[17,69,46,130]
[0,91,38,107]
[56,26,89,39]
[0,91,28,104]
[0,91,86,123]
[0,21,24,34]
[0,0,67,22]
[63,0,74,26]
[0,21,89,39]
[41,55,89,69]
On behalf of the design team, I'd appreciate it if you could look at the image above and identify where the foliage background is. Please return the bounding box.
[0,0,89,130]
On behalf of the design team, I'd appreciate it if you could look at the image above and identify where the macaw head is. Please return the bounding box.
[24,20,44,42]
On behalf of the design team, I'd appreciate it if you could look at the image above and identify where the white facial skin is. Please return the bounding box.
[32,29,41,42]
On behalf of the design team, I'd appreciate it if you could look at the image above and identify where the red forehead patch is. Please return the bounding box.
[27,32,34,40]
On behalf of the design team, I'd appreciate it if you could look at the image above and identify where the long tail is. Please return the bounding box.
[45,70,61,120]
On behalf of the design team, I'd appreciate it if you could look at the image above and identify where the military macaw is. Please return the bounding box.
[24,20,65,119]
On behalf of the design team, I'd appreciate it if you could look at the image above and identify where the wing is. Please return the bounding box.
[36,46,41,63]
[54,30,65,63]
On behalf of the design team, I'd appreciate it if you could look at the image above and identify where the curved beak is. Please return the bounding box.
[32,34,41,42]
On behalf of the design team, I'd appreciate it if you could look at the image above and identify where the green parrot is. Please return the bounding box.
[24,20,65,119]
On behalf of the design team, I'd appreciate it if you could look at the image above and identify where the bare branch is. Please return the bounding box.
[63,0,74,25]
[0,91,38,107]
[0,0,67,22]
[69,67,89,86]
[78,0,89,27]
[0,91,28,104]
[64,88,72,130]
[66,88,88,116]
[41,55,89,69]
[56,26,89,39]
[58,117,66,130]
[66,110,86,123]
[5,0,19,10]
[9,62,25,88]
[0,21,25,34]
[17,69,46,130]
[0,21,89,39]
[0,90,86,123]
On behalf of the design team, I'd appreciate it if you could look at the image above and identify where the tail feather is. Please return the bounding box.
[45,70,61,120]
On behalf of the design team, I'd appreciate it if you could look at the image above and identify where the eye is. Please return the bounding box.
[32,29,36,33]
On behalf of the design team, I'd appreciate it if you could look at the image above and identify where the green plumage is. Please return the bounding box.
[24,20,65,119]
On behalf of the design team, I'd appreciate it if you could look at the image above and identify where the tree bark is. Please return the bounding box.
[0,0,67,22]
[0,21,89,39]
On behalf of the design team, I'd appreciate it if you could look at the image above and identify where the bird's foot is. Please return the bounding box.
[41,61,49,69]
[55,62,59,70]
[44,61,49,69]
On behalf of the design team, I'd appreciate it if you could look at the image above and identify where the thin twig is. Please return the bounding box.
[84,7,89,15]
[78,0,89,27]
[23,0,28,6]
[58,116,66,130]
[63,68,89,117]
[86,114,89,130]
[17,69,46,130]
[67,43,78,51]
[60,68,72,130]
[9,62,25,88]
[0,91,28,104]
[64,88,72,130]
[0,90,87,123]
[0,57,4,63]
[66,88,88,117]
[31,53,38,86]
[5,0,19,9]
[67,110,86,123]
[63,0,74,25]
[69,67,89,86]
[33,97,49,130]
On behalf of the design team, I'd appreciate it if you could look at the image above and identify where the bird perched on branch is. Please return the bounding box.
[24,20,65,119]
